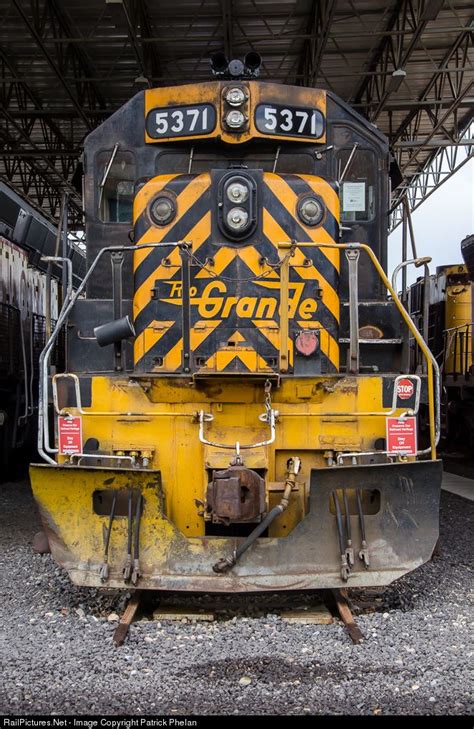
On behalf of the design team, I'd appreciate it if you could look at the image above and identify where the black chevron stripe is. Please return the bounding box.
[134,321,183,371]
[134,174,198,242]
[134,189,211,291]
[283,174,340,240]
[262,182,339,287]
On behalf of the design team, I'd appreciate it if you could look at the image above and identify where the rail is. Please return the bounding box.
[281,242,440,459]
[443,322,473,376]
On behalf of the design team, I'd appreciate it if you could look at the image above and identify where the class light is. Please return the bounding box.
[226,207,249,232]
[227,182,249,204]
[297,195,325,227]
[295,330,319,356]
[149,195,176,226]
[226,109,245,129]
[226,87,246,106]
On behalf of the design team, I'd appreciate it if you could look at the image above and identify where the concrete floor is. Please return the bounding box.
[442,471,474,501]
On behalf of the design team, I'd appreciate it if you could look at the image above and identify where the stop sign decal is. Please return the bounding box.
[397,378,415,400]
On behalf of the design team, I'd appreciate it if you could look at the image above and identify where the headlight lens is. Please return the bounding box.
[150,195,176,226]
[226,110,245,129]
[297,195,325,227]
[226,182,249,204]
[226,87,246,106]
[226,207,249,232]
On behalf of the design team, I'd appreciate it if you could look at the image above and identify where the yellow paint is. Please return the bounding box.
[144,81,326,145]
[444,265,472,373]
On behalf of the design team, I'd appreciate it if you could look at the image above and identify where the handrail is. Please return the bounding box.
[38,242,187,465]
[285,242,440,459]
[39,239,439,465]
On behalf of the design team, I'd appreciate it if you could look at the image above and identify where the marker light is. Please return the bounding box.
[226,207,249,232]
[150,195,176,226]
[297,195,325,227]
[295,330,319,356]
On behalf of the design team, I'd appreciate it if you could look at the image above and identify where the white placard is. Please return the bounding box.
[343,182,366,212]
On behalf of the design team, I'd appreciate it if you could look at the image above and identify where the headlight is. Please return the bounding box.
[226,182,249,204]
[149,195,176,226]
[226,87,246,106]
[226,207,249,232]
[226,110,245,129]
[297,195,325,227]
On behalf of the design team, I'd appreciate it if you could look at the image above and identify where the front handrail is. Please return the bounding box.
[38,242,187,465]
[39,240,440,465]
[284,242,440,459]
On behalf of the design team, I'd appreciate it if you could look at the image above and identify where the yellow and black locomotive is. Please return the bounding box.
[30,54,441,591]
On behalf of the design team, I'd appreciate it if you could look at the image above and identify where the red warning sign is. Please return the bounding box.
[58,416,82,455]
[386,416,417,455]
[397,378,415,400]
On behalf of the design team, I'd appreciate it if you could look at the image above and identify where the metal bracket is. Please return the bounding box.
[198,408,277,451]
[345,249,360,374]
[111,251,124,372]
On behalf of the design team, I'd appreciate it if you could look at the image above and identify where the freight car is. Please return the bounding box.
[30,54,441,591]
[0,182,85,473]
[408,234,473,451]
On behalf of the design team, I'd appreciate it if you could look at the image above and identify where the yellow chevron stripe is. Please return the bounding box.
[297,174,340,220]
[264,173,340,270]
[133,174,179,220]
[190,320,221,349]
[242,245,280,279]
[210,349,272,372]
[292,246,340,323]
[252,319,293,367]
[163,337,183,371]
[133,212,211,322]
[195,245,236,279]
[262,208,339,323]
[134,320,175,362]
[133,174,210,271]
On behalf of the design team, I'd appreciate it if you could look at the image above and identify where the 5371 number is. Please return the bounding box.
[146,103,216,139]
[255,103,324,139]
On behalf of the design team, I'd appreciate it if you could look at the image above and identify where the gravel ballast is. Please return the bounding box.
[0,478,472,715]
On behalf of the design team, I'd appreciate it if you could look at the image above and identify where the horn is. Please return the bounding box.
[244,51,262,74]
[210,52,229,76]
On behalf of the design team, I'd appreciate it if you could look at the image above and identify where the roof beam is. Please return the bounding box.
[11,0,92,130]
[47,0,108,110]
[296,0,337,88]
[222,0,233,59]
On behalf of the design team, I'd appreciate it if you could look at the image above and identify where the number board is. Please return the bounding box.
[255,103,324,139]
[146,103,216,139]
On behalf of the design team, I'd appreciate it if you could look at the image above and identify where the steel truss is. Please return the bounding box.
[0,0,472,234]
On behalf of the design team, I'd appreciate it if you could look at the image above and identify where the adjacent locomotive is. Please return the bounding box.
[0,182,85,474]
[408,235,473,451]
[30,56,441,591]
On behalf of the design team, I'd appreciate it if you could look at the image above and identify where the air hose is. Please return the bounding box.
[213,457,301,574]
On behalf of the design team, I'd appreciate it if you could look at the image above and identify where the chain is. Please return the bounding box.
[264,378,272,418]
[186,247,294,284]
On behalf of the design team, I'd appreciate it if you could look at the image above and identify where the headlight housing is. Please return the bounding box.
[226,87,246,106]
[226,207,249,232]
[149,194,177,226]
[297,194,325,227]
[225,109,246,129]
[218,173,257,241]
[227,182,249,204]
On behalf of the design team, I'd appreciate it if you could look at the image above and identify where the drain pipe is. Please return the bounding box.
[213,457,301,574]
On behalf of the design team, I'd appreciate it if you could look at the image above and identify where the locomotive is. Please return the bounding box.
[0,182,85,474]
[30,55,441,591]
[408,235,473,452]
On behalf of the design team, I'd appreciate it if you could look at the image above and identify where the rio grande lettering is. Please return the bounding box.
[162,280,318,320]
